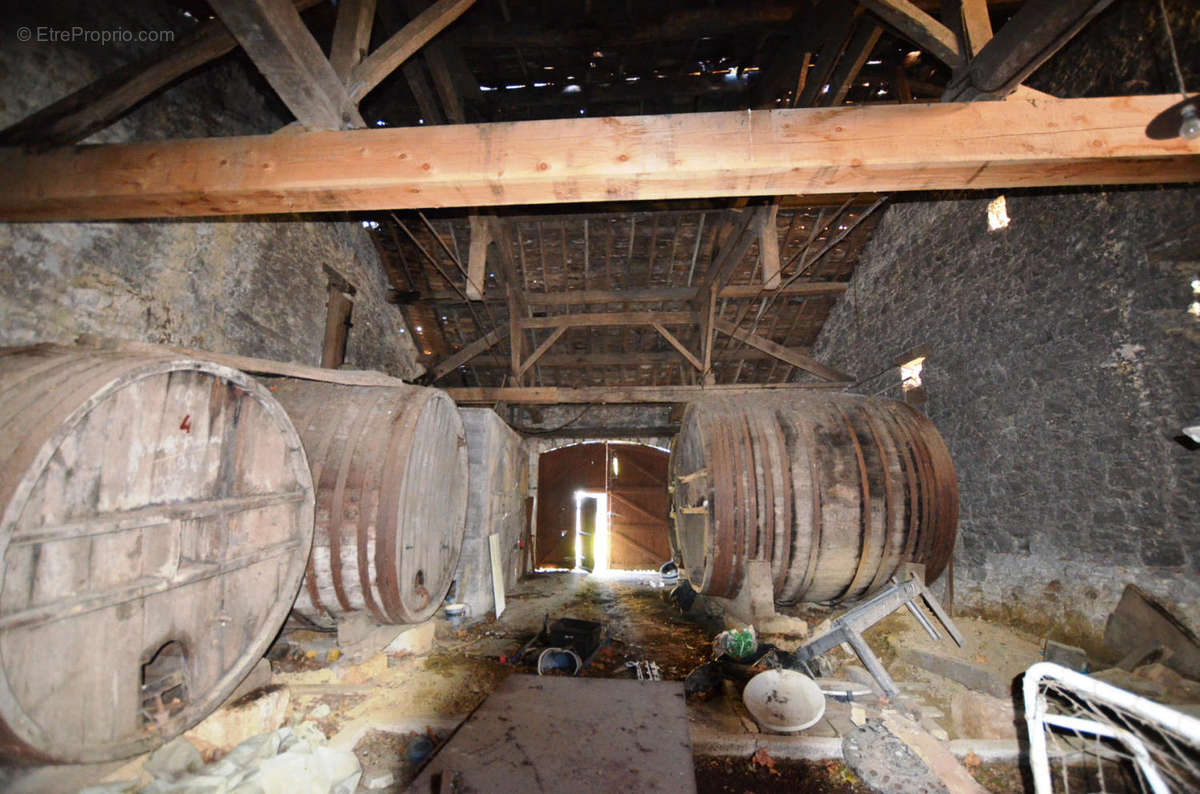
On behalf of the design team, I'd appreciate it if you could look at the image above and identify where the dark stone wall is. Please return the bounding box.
[813,187,1200,641]
[812,0,1200,648]
[0,2,421,377]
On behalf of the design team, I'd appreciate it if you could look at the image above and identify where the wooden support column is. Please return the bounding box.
[211,0,365,129]
[700,284,719,385]
[759,203,782,289]
[466,213,490,300]
[859,0,963,68]
[487,218,529,386]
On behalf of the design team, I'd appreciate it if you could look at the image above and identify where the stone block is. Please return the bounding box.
[384,620,437,657]
[337,613,406,664]
[949,691,1018,741]
[895,646,1014,699]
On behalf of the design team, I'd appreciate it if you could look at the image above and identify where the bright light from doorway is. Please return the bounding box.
[573,490,609,573]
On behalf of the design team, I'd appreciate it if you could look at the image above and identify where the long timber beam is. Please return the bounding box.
[1,95,1196,221]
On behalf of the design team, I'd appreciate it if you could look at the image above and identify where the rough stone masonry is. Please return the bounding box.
[811,0,1200,647]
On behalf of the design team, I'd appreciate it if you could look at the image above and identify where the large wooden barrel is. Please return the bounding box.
[670,393,957,605]
[0,345,314,763]
[269,381,468,626]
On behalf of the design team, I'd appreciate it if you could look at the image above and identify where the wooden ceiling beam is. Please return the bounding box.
[469,348,814,367]
[427,324,509,381]
[714,319,853,382]
[858,0,963,68]
[3,95,1196,222]
[948,0,994,59]
[329,0,377,81]
[416,281,850,304]
[446,382,844,404]
[943,0,1115,101]
[652,323,704,371]
[0,0,323,148]
[520,311,698,330]
[347,0,477,101]
[211,0,365,129]
[517,325,568,377]
[823,22,884,107]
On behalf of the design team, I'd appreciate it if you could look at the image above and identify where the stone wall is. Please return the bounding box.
[0,2,421,378]
[812,187,1200,649]
[453,408,529,618]
[811,0,1200,654]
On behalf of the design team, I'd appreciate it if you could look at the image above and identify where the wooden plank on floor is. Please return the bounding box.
[409,675,696,793]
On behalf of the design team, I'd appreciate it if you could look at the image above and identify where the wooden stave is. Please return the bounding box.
[0,345,315,763]
[270,381,468,626]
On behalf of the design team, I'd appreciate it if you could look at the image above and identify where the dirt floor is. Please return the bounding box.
[30,569,1195,793]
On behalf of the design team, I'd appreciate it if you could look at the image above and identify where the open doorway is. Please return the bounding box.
[535,442,671,572]
[573,490,608,572]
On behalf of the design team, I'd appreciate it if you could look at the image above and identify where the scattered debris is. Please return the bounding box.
[184,684,291,759]
[1105,584,1200,680]
[538,646,584,676]
[1042,638,1089,672]
[792,565,962,698]
[842,720,950,794]
[742,669,826,733]
[92,723,360,794]
[713,626,758,661]
[750,747,778,774]
[626,659,662,680]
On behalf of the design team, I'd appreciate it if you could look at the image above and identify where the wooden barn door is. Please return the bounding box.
[606,444,672,570]
[535,443,605,568]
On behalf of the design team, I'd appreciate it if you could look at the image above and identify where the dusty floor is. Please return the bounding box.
[10,570,1195,793]
[267,570,1047,793]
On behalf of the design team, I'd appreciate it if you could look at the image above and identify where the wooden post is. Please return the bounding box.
[321,289,354,368]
